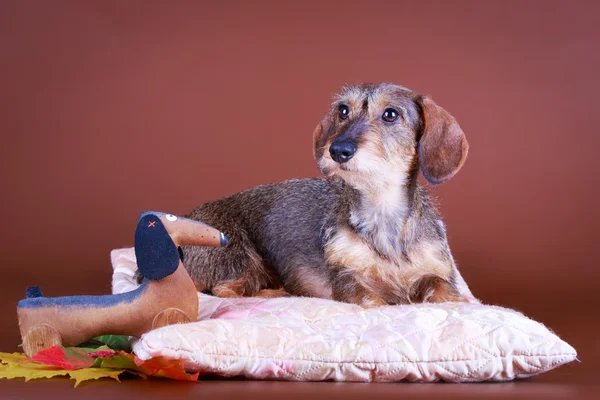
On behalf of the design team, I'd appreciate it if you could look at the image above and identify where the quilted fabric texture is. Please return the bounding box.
[111,248,577,382]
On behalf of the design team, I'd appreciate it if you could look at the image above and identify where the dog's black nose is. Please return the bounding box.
[329,141,356,163]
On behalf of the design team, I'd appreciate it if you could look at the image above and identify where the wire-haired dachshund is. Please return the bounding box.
[180,83,470,306]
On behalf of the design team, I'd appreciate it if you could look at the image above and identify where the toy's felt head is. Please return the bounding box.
[134,212,226,280]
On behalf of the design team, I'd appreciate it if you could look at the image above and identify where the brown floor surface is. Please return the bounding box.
[0,366,597,400]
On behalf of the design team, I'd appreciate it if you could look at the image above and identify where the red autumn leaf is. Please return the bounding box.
[28,346,95,370]
[27,346,198,382]
[88,349,117,359]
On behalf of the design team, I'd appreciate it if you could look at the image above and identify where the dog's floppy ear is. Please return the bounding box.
[312,116,331,160]
[416,95,468,184]
[312,122,323,159]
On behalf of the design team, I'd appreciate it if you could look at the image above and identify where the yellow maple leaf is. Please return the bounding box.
[0,352,27,364]
[69,368,124,387]
[0,354,70,382]
[0,352,128,387]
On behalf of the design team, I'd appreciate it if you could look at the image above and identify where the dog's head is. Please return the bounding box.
[313,83,468,188]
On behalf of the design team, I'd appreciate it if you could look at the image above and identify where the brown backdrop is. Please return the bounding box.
[1,0,599,380]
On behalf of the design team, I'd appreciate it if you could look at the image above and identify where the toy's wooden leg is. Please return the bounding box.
[152,308,192,330]
[22,324,62,357]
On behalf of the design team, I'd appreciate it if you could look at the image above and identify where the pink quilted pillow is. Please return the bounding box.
[111,248,577,382]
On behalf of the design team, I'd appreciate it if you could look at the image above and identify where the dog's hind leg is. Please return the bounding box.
[183,228,280,297]
[211,278,246,298]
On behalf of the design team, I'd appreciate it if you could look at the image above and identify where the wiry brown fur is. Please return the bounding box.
[178,83,469,307]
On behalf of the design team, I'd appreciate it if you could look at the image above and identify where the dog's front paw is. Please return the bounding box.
[359,295,388,308]
[409,275,468,304]
[427,291,470,303]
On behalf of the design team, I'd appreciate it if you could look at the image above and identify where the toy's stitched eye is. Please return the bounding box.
[338,104,350,121]
[382,108,399,123]
[165,214,177,221]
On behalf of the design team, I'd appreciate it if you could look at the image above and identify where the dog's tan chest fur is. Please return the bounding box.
[325,227,452,304]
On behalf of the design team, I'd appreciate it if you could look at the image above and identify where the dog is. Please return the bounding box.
[180,83,470,306]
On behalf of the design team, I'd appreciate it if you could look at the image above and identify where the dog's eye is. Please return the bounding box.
[338,105,350,121]
[382,108,399,123]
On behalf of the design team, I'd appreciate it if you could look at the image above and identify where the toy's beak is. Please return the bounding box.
[156,214,228,248]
